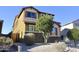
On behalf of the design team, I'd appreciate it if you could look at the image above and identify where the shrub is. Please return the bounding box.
[54,42,67,52]
[5,37,13,46]
[0,36,13,47]
[24,33,35,45]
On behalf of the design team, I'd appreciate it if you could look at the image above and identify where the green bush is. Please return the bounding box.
[67,28,79,47]
[0,36,13,46]
[24,33,35,45]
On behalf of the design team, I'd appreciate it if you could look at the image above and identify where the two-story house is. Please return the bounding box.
[12,6,61,42]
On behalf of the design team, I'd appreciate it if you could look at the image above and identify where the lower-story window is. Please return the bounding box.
[28,25,35,32]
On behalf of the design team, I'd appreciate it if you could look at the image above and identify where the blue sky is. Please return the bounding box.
[1,6,79,34]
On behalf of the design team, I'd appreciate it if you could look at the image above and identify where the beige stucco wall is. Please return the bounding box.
[61,23,73,31]
[52,23,60,37]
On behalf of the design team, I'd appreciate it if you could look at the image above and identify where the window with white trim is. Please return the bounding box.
[28,25,34,32]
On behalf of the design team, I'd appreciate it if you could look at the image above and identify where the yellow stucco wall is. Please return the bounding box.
[13,8,39,40]
[13,10,25,39]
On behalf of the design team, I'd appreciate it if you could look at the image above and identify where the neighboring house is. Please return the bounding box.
[61,19,79,31]
[0,20,3,34]
[12,6,61,42]
[0,20,10,37]
[61,19,79,42]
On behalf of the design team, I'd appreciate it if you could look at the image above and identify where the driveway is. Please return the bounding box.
[16,42,66,52]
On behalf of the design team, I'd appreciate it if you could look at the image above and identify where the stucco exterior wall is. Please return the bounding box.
[61,23,74,31]
[12,8,39,41]
[52,23,60,37]
[13,10,25,39]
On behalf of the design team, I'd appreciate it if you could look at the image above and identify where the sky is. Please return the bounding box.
[1,6,79,34]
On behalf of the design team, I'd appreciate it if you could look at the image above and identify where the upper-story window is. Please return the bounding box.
[52,27,58,35]
[26,12,36,19]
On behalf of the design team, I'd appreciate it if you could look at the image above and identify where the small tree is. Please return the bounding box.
[67,28,79,47]
[36,14,53,43]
